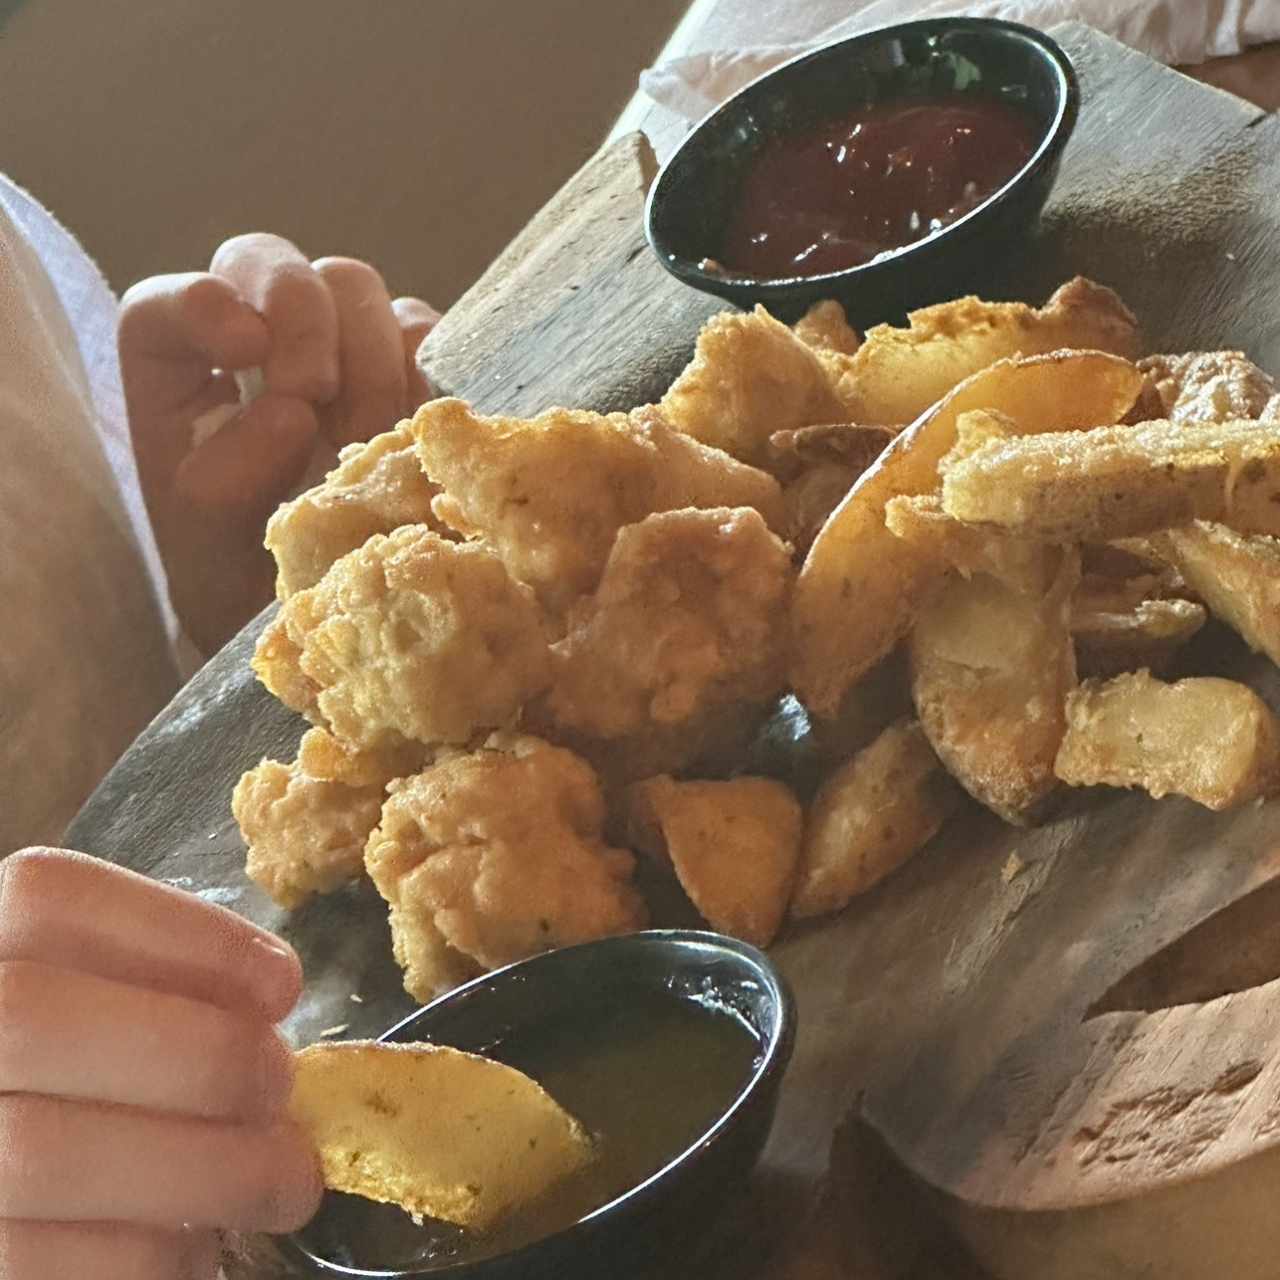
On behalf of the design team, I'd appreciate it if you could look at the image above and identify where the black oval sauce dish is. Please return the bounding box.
[645,17,1079,323]
[284,931,795,1279]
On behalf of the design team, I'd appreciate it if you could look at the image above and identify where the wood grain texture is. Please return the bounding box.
[69,22,1280,1280]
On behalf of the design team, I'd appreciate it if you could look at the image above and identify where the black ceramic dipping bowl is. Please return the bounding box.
[283,931,795,1279]
[645,17,1078,323]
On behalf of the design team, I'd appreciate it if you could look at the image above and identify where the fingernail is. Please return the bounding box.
[251,935,303,1019]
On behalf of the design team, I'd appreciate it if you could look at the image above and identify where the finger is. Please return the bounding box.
[211,233,340,402]
[119,273,270,493]
[0,961,293,1121]
[394,295,439,406]
[313,257,407,446]
[173,392,318,513]
[0,1221,219,1280]
[0,1095,321,1233]
[0,850,302,1023]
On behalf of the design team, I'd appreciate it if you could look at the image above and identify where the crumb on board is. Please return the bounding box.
[319,1024,350,1038]
[349,993,364,1004]
[1001,852,1025,884]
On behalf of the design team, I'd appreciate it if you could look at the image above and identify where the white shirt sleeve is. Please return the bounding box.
[0,176,180,851]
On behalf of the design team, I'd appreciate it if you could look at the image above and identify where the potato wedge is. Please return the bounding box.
[774,424,896,551]
[940,416,1280,541]
[624,775,803,946]
[769,422,896,472]
[291,1041,593,1230]
[909,549,1079,823]
[790,719,960,918]
[782,463,861,556]
[1149,522,1280,665]
[792,350,1142,716]
[829,277,1139,426]
[1072,597,1206,677]
[1054,671,1280,809]
[885,493,1055,595]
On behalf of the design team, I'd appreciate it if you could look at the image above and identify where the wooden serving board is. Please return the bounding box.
[69,23,1280,1279]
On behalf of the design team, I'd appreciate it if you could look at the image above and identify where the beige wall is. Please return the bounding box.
[0,0,686,305]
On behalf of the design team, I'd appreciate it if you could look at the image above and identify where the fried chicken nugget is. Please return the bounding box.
[295,726,431,788]
[253,526,551,750]
[234,756,384,910]
[265,423,445,598]
[543,507,792,741]
[411,398,783,615]
[365,735,647,1001]
[793,299,862,358]
[660,305,848,468]
[252,613,323,724]
[1137,351,1278,425]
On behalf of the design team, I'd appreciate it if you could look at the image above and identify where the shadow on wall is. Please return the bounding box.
[0,0,686,304]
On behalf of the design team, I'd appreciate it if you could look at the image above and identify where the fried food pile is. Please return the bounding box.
[236,276,1280,1002]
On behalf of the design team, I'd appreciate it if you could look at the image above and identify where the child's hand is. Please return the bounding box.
[0,848,321,1278]
[119,233,440,656]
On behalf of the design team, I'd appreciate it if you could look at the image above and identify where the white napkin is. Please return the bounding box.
[641,0,1280,133]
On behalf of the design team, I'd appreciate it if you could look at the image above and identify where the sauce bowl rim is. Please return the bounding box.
[283,928,797,1278]
[644,15,1079,294]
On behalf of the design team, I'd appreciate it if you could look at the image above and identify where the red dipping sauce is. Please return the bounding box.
[719,94,1040,279]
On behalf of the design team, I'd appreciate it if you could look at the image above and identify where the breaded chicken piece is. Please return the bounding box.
[365,735,647,1000]
[265,423,445,598]
[387,903,480,1002]
[543,507,791,741]
[296,726,431,788]
[793,299,862,358]
[252,613,322,724]
[1138,351,1278,425]
[411,398,782,615]
[253,526,551,750]
[660,305,847,468]
[234,756,385,909]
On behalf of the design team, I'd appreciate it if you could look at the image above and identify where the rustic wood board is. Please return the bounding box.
[69,22,1280,1279]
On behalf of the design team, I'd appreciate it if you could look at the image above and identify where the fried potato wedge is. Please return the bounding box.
[769,423,896,472]
[1149,522,1280,665]
[1071,597,1206,677]
[624,774,803,946]
[910,550,1079,823]
[781,464,857,555]
[291,1041,592,1230]
[830,277,1139,426]
[773,424,896,551]
[940,416,1280,541]
[884,493,1055,594]
[790,719,960,918]
[792,350,1142,715]
[1054,671,1280,809]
